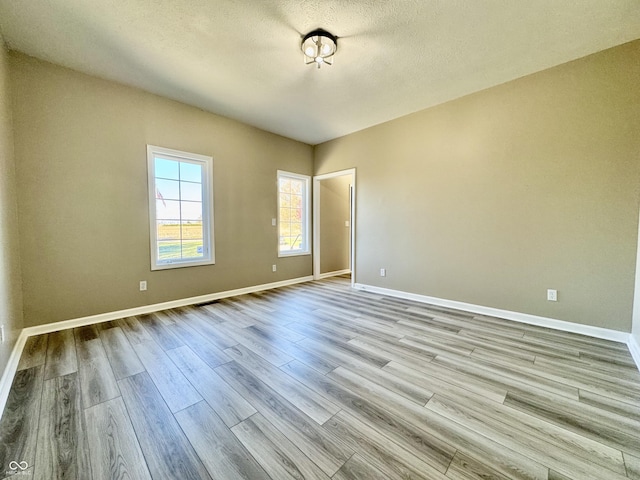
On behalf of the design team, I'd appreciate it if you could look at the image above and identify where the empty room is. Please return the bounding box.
[0,1,639,479]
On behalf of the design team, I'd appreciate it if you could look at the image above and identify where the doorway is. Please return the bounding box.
[313,169,356,285]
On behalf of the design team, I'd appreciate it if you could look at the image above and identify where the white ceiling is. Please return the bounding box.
[1,1,639,145]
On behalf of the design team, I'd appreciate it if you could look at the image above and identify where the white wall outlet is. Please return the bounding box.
[139,280,147,291]
[345,220,350,227]
[272,218,277,227]
[272,264,277,272]
[0,325,4,343]
[380,268,386,277]
[547,289,557,301]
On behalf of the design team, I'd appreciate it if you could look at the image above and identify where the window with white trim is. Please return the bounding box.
[278,170,310,256]
[147,145,215,270]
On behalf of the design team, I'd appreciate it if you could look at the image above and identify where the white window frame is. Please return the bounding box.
[277,170,311,257]
[147,145,215,270]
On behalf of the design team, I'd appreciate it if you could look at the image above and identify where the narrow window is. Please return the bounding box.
[278,171,311,256]
[147,145,215,270]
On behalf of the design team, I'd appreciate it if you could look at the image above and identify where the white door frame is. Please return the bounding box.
[313,168,356,286]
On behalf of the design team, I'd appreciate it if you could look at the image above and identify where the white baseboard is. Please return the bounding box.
[3,275,638,419]
[353,283,631,344]
[0,329,29,421]
[24,275,314,337]
[0,275,313,417]
[316,269,351,280]
[628,335,640,370]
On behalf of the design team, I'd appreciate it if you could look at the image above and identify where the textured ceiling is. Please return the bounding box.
[1,1,639,145]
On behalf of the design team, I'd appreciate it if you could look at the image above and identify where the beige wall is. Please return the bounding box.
[315,41,640,332]
[10,53,313,327]
[633,208,640,346]
[319,175,352,274]
[0,39,23,370]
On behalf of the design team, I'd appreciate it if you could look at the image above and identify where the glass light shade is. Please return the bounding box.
[301,29,337,68]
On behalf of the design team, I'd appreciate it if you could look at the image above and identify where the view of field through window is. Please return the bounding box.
[279,176,304,252]
[154,157,204,261]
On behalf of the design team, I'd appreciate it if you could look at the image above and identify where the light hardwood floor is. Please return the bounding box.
[1,276,639,479]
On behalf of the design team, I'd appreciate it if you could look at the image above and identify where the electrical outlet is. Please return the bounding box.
[272,264,277,272]
[272,218,277,226]
[547,289,557,301]
[140,280,147,291]
[380,268,386,277]
[0,325,4,343]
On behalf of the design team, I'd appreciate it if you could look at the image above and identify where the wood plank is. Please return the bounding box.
[459,327,580,360]
[427,394,628,480]
[99,326,145,380]
[432,352,580,400]
[427,382,626,475]
[535,353,640,385]
[0,366,43,475]
[547,470,573,480]
[16,335,48,371]
[73,324,99,342]
[74,336,120,408]
[445,451,512,480]
[138,313,183,350]
[348,337,437,372]
[34,372,90,480]
[323,410,447,480]
[247,322,305,344]
[84,397,152,480]
[624,452,640,480]
[134,340,201,412]
[202,302,255,327]
[284,320,356,343]
[231,413,330,480]
[298,337,390,370]
[43,329,78,380]
[258,335,338,374]
[504,390,640,456]
[416,408,549,480]
[163,312,231,368]
[523,328,632,355]
[468,344,640,405]
[114,316,153,345]
[340,359,433,406]
[183,305,225,325]
[174,401,269,480]
[224,344,340,424]
[181,309,239,350]
[215,321,294,366]
[399,336,474,358]
[282,360,455,474]
[578,389,640,423]
[383,360,507,404]
[332,453,390,480]
[118,373,212,480]
[319,314,404,341]
[214,361,352,476]
[166,346,255,427]
[471,347,537,368]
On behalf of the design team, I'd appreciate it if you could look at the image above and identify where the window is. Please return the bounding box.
[278,171,310,256]
[147,145,214,270]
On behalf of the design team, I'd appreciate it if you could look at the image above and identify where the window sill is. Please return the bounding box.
[151,259,215,271]
[278,251,311,258]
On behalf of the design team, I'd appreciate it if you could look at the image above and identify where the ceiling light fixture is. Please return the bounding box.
[301,29,337,68]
